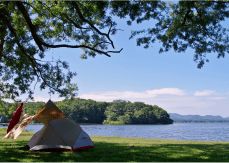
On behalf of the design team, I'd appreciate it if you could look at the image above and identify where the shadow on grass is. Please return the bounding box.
[1,138,229,162]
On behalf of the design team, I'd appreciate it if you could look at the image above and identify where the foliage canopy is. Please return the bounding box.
[1,1,229,100]
[0,1,122,101]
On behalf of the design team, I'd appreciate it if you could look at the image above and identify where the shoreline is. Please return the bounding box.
[0,123,103,126]
[1,121,229,126]
[0,127,228,143]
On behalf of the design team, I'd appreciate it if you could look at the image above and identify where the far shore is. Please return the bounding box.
[1,120,229,127]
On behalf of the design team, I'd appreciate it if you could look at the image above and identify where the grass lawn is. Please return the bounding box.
[1,127,229,162]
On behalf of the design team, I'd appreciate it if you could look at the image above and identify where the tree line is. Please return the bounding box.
[0,98,173,125]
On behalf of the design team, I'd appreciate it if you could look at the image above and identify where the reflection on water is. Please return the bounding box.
[1,122,229,142]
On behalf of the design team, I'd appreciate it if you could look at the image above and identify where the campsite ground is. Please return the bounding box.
[0,128,229,162]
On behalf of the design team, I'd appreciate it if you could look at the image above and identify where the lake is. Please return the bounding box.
[1,122,229,142]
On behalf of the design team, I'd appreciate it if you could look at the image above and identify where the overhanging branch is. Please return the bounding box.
[2,13,40,78]
[72,1,115,49]
[181,7,191,27]
[0,23,6,61]
[63,13,89,30]
[15,1,44,51]
[40,42,123,57]
[37,1,89,30]
[14,1,123,58]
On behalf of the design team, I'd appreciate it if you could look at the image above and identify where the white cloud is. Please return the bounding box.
[146,88,186,96]
[79,88,229,117]
[207,97,227,100]
[194,90,215,96]
[80,88,186,101]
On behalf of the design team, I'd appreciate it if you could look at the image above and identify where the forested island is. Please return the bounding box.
[0,98,173,125]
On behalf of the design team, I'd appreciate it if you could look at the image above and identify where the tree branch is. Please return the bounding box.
[107,48,123,53]
[62,13,89,30]
[15,1,44,51]
[22,2,42,17]
[92,41,111,48]
[181,7,191,27]
[13,1,122,58]
[35,64,63,94]
[108,24,112,36]
[72,1,115,49]
[40,42,114,57]
[38,1,89,30]
[0,6,9,61]
[0,23,6,61]
[3,55,17,69]
[2,13,39,77]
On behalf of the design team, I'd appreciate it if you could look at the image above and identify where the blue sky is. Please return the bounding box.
[17,15,229,117]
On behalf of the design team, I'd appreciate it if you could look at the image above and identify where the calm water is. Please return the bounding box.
[1,122,229,142]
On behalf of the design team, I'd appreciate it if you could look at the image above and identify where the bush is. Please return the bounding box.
[102,120,125,125]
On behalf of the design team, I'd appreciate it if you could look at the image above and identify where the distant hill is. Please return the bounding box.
[168,113,229,121]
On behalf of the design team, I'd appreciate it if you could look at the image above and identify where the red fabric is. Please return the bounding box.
[72,146,93,151]
[27,145,93,151]
[7,103,23,133]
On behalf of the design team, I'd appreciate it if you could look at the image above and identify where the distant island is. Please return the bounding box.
[169,113,229,122]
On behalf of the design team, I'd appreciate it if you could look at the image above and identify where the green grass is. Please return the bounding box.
[1,128,229,162]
